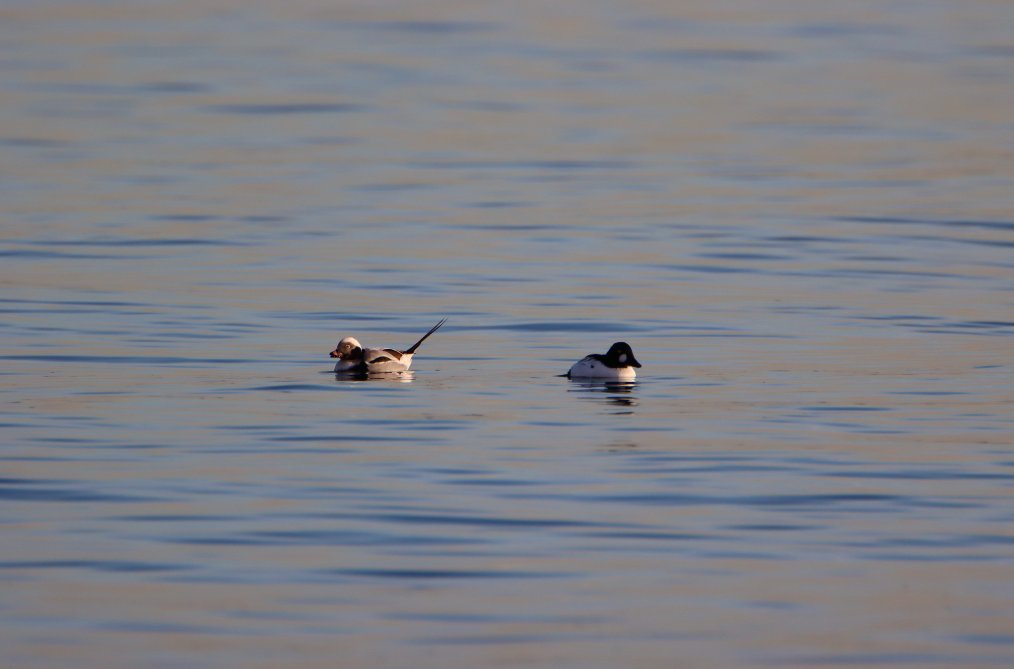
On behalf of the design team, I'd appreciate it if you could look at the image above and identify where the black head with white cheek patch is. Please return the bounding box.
[605,342,641,368]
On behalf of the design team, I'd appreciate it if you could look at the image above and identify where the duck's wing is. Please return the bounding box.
[361,347,393,364]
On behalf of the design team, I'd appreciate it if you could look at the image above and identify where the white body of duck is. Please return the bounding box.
[566,341,641,379]
[330,319,446,373]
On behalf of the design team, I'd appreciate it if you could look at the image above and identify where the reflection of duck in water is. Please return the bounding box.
[333,370,415,384]
[567,379,638,413]
[564,342,641,379]
[329,319,446,373]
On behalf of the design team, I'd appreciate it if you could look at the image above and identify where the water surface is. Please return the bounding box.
[2,1,1013,667]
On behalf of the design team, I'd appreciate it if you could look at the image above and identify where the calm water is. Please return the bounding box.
[2,1,1014,667]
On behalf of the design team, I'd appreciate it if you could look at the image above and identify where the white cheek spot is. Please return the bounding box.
[618,353,627,363]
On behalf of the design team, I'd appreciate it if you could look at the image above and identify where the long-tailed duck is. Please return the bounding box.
[330,319,446,373]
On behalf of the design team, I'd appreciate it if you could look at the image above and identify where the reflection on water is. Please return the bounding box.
[567,379,639,412]
[334,370,417,384]
[2,1,1014,668]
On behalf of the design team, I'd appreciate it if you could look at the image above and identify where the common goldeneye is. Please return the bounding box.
[330,319,446,373]
[566,341,641,379]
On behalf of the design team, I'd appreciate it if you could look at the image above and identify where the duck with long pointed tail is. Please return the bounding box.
[330,319,446,373]
[565,341,641,379]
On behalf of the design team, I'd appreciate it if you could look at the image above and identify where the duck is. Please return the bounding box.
[565,341,641,379]
[330,319,446,373]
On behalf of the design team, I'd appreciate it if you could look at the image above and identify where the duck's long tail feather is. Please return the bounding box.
[404,318,447,354]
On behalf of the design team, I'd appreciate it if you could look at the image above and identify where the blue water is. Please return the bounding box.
[2,1,1014,667]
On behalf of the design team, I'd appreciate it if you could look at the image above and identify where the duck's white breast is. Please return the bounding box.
[568,358,636,379]
[334,359,362,373]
